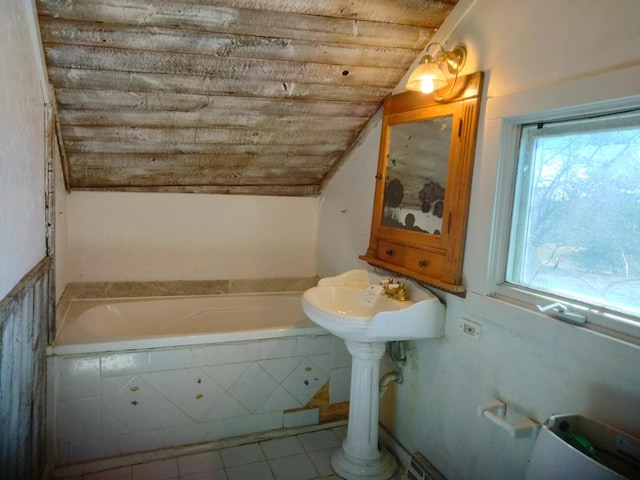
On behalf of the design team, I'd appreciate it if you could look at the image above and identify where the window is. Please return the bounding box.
[504,110,640,334]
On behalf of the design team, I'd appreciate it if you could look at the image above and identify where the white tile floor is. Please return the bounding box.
[67,425,405,480]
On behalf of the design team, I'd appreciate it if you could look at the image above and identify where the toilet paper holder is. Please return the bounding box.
[478,398,540,439]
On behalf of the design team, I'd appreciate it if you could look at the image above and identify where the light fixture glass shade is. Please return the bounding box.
[405,62,447,93]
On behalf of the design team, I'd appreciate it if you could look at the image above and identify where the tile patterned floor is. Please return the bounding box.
[69,425,405,480]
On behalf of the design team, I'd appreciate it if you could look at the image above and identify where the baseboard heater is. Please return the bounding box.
[406,452,446,480]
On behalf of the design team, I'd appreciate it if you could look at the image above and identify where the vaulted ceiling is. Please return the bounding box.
[38,0,458,196]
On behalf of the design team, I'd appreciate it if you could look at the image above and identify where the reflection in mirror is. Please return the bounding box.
[382,115,453,234]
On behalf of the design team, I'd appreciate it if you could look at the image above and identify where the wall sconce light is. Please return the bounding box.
[405,43,467,98]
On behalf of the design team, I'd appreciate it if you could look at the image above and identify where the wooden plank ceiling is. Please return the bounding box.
[38,0,458,196]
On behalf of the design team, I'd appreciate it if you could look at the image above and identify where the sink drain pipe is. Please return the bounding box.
[379,368,403,399]
[379,341,406,399]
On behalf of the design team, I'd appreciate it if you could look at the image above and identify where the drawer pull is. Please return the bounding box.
[385,249,394,256]
[418,259,429,268]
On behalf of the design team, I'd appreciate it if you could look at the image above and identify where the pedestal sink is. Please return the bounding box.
[301,269,445,480]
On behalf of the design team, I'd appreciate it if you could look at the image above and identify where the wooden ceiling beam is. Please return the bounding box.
[61,125,356,146]
[72,184,321,196]
[59,110,369,130]
[55,89,379,117]
[48,68,393,103]
[69,153,339,169]
[40,19,423,69]
[44,44,406,88]
[38,0,435,49]
[63,141,345,156]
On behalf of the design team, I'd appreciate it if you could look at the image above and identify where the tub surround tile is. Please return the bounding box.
[190,347,206,367]
[244,343,261,362]
[119,429,165,456]
[69,435,119,465]
[205,417,247,441]
[245,412,283,434]
[58,276,317,309]
[228,364,279,412]
[308,353,332,376]
[101,352,149,376]
[167,369,225,421]
[57,356,101,401]
[139,400,192,431]
[202,362,252,390]
[297,336,332,356]
[57,397,102,441]
[51,333,350,466]
[163,423,207,449]
[329,366,352,404]
[282,359,328,405]
[331,338,351,368]
[145,280,229,297]
[205,344,249,365]
[140,369,188,397]
[201,393,250,421]
[101,375,135,398]
[103,375,166,430]
[257,357,301,383]
[148,349,194,372]
[63,281,230,301]
[102,409,134,436]
[257,386,302,414]
[283,408,320,429]
[228,277,317,294]
[258,338,298,360]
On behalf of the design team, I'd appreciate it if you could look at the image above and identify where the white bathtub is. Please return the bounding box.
[47,292,349,466]
[52,292,324,355]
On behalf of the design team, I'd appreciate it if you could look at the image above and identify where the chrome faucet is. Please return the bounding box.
[380,278,409,301]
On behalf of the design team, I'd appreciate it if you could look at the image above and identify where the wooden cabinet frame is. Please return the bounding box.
[360,72,484,295]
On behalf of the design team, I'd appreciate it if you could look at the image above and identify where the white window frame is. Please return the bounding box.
[467,64,640,344]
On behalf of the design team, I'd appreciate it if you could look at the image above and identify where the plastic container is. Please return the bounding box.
[525,414,640,479]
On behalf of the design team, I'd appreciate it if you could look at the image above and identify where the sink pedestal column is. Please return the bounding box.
[331,340,397,480]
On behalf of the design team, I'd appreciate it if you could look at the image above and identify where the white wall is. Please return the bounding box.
[0,0,46,299]
[317,112,381,277]
[67,191,318,282]
[318,1,640,479]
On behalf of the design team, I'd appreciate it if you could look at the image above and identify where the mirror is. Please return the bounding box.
[382,114,452,234]
[360,72,484,295]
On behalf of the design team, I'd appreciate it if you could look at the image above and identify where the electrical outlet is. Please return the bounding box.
[460,318,481,341]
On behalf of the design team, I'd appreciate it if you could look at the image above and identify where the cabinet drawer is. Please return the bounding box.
[376,241,406,267]
[403,247,446,277]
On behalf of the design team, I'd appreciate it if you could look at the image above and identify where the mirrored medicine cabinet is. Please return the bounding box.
[360,71,484,296]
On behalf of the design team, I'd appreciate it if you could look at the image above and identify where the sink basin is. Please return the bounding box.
[301,269,445,342]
